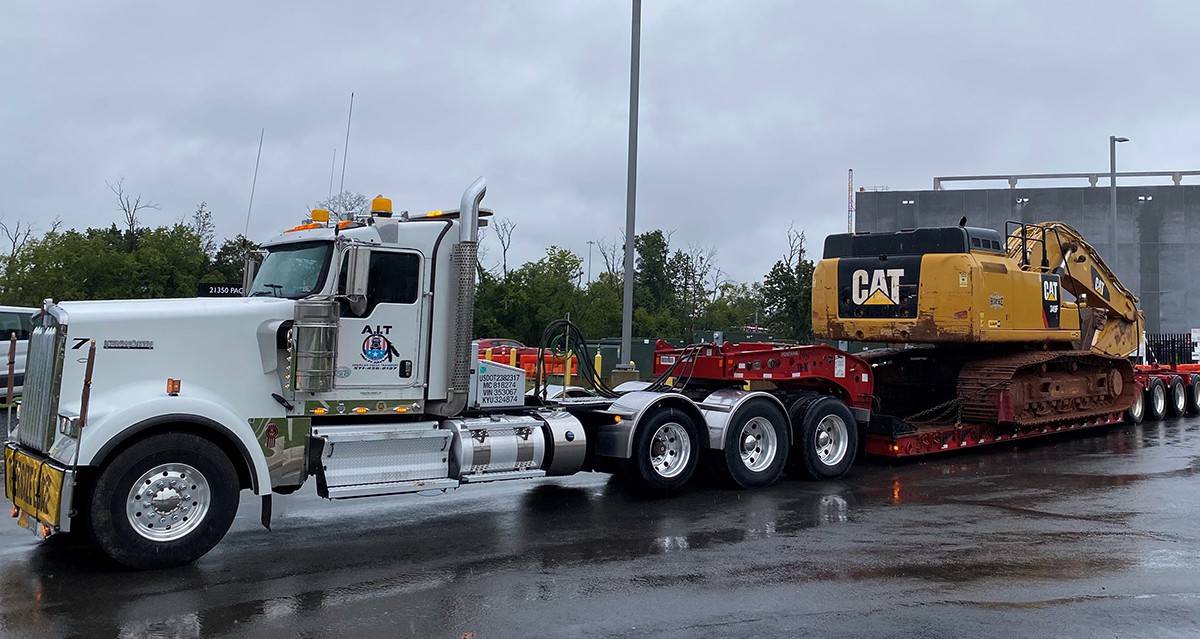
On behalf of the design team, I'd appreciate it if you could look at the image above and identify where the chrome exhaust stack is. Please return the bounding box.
[430,177,486,417]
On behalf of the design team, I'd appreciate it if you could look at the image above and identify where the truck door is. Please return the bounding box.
[333,249,427,400]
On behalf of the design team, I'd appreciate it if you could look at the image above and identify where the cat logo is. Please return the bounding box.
[852,268,904,305]
[1089,266,1111,301]
[1043,279,1059,302]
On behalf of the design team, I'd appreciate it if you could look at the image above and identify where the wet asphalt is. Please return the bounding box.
[2,417,1199,639]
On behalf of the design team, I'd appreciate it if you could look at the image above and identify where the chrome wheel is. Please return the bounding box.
[1129,391,1144,421]
[738,416,778,472]
[126,463,210,542]
[1172,383,1186,413]
[649,422,691,479]
[814,414,849,466]
[1152,385,1166,417]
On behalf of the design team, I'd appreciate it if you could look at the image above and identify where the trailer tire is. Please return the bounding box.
[626,407,700,494]
[1124,387,1144,425]
[1188,377,1200,416]
[1144,378,1167,422]
[788,396,858,481]
[712,400,789,489]
[87,432,240,570]
[1167,376,1187,418]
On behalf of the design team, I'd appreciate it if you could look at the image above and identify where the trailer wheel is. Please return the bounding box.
[1188,377,1200,415]
[87,432,240,569]
[1144,378,1167,422]
[627,407,700,494]
[788,396,858,481]
[1167,376,1187,418]
[1124,387,1144,424]
[713,400,789,489]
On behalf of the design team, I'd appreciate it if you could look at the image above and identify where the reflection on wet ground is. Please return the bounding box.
[3,417,1200,638]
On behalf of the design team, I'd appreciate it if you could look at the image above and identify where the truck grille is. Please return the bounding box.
[16,319,66,452]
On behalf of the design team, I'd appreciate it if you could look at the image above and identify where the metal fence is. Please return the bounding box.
[1145,333,1195,365]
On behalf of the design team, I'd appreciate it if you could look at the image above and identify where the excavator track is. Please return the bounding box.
[958,351,1137,427]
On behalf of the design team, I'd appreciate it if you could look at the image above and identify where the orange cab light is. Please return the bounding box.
[613,415,621,424]
[425,210,444,218]
[892,444,900,452]
[371,195,393,216]
[312,407,328,415]
[393,406,409,413]
[337,220,356,228]
[353,406,369,414]
[10,507,16,518]
[166,378,181,396]
[284,223,322,233]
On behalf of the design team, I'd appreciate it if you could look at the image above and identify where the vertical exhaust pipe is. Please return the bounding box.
[435,177,486,416]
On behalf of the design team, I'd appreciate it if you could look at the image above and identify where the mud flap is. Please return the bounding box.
[260,494,272,531]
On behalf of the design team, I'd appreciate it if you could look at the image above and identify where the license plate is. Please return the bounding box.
[4,445,64,528]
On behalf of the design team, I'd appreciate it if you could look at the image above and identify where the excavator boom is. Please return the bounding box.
[1006,221,1142,357]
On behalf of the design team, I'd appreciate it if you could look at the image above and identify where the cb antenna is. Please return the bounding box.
[243,127,265,238]
[338,92,355,197]
[328,148,337,200]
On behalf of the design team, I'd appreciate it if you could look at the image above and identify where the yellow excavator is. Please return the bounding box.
[812,221,1143,427]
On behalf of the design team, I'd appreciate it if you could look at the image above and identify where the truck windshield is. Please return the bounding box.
[249,241,333,299]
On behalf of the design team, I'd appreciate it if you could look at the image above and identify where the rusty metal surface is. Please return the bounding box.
[958,351,1137,427]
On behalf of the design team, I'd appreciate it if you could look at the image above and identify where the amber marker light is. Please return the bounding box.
[312,407,328,415]
[166,379,181,396]
[353,407,369,414]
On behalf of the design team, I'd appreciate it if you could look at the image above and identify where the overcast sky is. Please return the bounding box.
[4,2,1197,284]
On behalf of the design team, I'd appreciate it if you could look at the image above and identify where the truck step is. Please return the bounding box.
[324,477,460,499]
[459,469,547,484]
[313,421,453,494]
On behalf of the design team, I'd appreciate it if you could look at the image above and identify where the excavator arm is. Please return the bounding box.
[1006,221,1143,356]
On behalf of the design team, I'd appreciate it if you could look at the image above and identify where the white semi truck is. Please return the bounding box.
[4,178,870,569]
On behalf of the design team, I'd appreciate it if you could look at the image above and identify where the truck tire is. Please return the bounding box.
[1144,378,1167,422]
[1124,387,1144,424]
[712,399,789,489]
[1189,377,1200,416]
[788,396,858,481]
[87,432,240,569]
[626,407,699,494]
[1167,376,1187,418]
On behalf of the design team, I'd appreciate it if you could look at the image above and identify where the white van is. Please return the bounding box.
[0,306,36,401]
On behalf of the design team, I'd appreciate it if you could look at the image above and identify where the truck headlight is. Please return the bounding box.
[58,413,80,438]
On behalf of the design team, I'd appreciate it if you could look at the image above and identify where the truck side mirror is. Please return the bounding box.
[241,256,259,296]
[343,245,371,315]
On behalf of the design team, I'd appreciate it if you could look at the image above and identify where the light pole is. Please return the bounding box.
[586,240,595,284]
[618,0,641,371]
[1109,135,1129,273]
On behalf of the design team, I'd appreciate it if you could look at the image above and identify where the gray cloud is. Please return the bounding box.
[3,1,1196,284]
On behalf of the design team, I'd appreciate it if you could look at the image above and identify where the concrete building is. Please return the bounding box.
[854,173,1200,333]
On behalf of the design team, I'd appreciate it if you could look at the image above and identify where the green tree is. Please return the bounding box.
[761,227,814,342]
